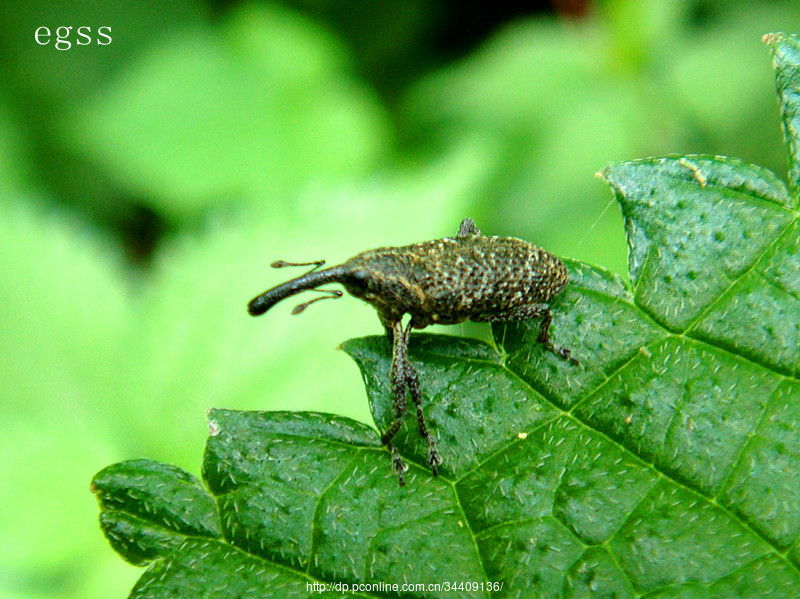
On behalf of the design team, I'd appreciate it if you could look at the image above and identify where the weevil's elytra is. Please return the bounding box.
[248,218,577,485]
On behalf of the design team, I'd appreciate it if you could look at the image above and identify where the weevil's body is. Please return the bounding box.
[342,236,569,329]
[248,218,575,484]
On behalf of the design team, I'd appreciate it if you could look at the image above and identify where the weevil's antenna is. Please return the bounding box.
[272,260,342,314]
[271,260,325,272]
[290,288,343,315]
[248,261,349,316]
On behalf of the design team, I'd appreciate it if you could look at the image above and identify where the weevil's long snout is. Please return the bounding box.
[247,265,348,316]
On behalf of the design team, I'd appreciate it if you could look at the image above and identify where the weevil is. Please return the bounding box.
[248,218,577,484]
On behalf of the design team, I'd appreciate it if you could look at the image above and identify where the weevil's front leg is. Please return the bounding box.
[399,319,440,475]
[472,303,578,364]
[381,319,441,484]
[404,360,441,476]
[380,319,409,485]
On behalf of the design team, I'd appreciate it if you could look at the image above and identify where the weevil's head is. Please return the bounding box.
[338,249,419,319]
[338,256,388,305]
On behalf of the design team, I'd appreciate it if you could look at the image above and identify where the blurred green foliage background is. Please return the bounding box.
[2,1,799,597]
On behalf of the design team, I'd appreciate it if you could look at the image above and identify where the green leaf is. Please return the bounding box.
[597,154,799,376]
[92,460,221,566]
[95,32,800,597]
[599,155,792,325]
[766,31,800,197]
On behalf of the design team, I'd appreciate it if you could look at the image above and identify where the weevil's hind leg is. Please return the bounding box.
[473,303,578,364]
[457,218,481,237]
[535,307,579,365]
[380,319,409,485]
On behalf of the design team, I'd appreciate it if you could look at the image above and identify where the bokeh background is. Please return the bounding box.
[2,1,799,597]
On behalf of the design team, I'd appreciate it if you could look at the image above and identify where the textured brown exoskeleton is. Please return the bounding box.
[248,218,577,484]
